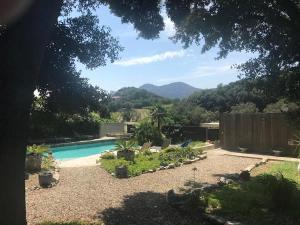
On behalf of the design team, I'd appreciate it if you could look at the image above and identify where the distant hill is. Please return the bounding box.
[110,87,172,110]
[140,82,199,99]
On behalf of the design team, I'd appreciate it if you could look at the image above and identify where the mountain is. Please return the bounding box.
[140,82,199,99]
[111,87,172,110]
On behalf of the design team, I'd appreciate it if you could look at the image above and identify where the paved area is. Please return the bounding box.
[26,150,259,225]
[216,148,300,162]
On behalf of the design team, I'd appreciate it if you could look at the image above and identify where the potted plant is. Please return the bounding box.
[115,160,129,178]
[38,170,53,188]
[26,145,49,172]
[116,140,136,161]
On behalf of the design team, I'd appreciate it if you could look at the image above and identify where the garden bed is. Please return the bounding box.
[99,145,207,178]
[200,161,300,225]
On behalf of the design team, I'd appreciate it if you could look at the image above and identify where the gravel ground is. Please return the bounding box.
[26,151,260,225]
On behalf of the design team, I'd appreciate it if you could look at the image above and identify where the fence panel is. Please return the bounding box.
[220,113,294,152]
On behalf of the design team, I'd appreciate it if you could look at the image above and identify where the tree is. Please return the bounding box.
[165,0,300,100]
[0,1,122,224]
[231,102,259,113]
[150,104,167,131]
[1,0,299,224]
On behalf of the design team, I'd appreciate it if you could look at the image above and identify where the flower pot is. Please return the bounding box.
[38,171,53,188]
[25,153,42,172]
[115,165,128,178]
[117,150,135,161]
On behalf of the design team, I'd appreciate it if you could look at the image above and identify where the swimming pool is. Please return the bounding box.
[51,141,116,160]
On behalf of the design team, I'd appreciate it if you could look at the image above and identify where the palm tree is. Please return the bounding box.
[150,104,167,131]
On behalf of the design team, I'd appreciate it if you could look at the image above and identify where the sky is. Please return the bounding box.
[77,5,255,92]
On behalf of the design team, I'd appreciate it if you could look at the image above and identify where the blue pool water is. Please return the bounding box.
[51,141,116,160]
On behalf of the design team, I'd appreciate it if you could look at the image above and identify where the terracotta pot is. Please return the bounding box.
[117,150,135,161]
[25,153,42,172]
[38,171,53,188]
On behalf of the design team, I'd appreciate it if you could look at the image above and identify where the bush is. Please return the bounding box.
[259,173,299,210]
[231,102,258,113]
[159,147,203,166]
[27,144,49,155]
[134,122,163,146]
[100,152,115,160]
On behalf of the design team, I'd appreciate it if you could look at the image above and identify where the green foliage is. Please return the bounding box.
[26,145,49,155]
[264,99,300,113]
[203,162,300,224]
[109,87,173,111]
[134,122,163,146]
[230,102,258,113]
[100,152,115,160]
[114,140,136,152]
[150,104,167,130]
[168,102,218,126]
[100,145,204,177]
[268,162,300,185]
[100,153,161,177]
[29,110,115,139]
[189,141,205,148]
[41,154,56,171]
[159,147,203,166]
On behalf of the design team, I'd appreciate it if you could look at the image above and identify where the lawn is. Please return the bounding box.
[204,161,300,225]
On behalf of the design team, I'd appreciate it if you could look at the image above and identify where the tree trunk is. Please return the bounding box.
[0,1,62,224]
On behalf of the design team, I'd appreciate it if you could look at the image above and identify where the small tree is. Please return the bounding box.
[150,104,167,131]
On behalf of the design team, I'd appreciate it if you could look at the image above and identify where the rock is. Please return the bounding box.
[194,157,200,161]
[239,170,250,181]
[199,154,207,160]
[183,159,192,164]
[225,221,243,225]
[218,177,227,185]
[148,169,154,173]
[159,166,165,170]
[244,164,256,172]
[111,173,115,176]
[168,163,175,169]
[203,213,226,225]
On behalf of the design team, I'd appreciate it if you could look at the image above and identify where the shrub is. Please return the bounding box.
[230,102,258,113]
[27,144,49,155]
[134,122,163,146]
[259,173,299,210]
[100,152,115,160]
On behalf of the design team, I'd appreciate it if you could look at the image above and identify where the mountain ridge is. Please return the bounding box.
[140,82,199,99]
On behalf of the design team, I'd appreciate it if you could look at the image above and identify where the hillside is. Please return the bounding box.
[110,87,172,110]
[140,82,199,99]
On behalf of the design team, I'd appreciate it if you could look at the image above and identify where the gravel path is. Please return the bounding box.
[26,151,260,225]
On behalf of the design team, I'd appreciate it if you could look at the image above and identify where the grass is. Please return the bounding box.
[204,162,300,224]
[268,161,300,184]
[100,145,204,177]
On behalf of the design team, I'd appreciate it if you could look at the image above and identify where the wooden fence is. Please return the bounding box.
[219,113,295,152]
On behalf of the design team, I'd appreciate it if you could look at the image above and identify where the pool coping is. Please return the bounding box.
[50,137,119,148]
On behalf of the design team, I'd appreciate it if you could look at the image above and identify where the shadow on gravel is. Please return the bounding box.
[97,191,210,225]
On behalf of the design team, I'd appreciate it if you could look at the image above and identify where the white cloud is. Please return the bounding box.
[157,65,234,83]
[162,13,175,36]
[114,50,186,66]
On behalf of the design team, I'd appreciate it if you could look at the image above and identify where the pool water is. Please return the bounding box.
[51,141,116,160]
